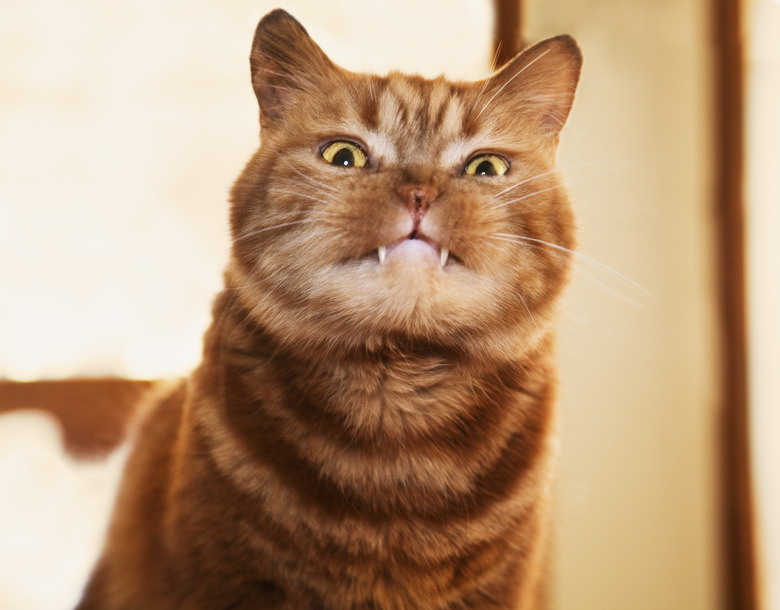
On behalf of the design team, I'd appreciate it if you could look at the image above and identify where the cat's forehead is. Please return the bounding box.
[337,73,495,169]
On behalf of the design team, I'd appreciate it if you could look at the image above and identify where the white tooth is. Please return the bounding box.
[440,248,449,267]
[378,246,386,264]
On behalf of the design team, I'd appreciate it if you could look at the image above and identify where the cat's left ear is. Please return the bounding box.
[484,35,582,141]
[249,10,338,125]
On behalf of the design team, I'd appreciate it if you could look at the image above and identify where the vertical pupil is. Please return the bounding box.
[475,160,496,176]
[332,148,355,167]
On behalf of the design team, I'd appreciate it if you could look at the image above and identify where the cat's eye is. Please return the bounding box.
[321,141,369,168]
[463,154,509,177]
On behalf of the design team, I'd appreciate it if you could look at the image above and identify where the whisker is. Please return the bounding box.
[492,183,566,209]
[268,176,333,193]
[576,267,651,307]
[464,44,502,122]
[229,227,347,336]
[492,161,631,209]
[306,209,341,219]
[267,190,332,205]
[287,165,338,193]
[233,219,314,243]
[493,161,617,200]
[491,233,655,304]
[518,292,540,334]
[232,201,350,244]
[234,207,365,248]
[495,168,560,199]
[475,49,552,120]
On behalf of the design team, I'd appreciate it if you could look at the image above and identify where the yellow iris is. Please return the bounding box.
[321,141,369,168]
[463,154,509,177]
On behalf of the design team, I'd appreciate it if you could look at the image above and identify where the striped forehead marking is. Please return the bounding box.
[370,77,471,167]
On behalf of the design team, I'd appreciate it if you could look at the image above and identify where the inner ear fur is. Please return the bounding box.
[484,35,583,139]
[249,9,339,125]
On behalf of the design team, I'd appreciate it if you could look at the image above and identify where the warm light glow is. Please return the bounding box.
[0,0,494,381]
[746,1,780,607]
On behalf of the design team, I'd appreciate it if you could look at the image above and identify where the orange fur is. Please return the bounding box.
[77,10,581,609]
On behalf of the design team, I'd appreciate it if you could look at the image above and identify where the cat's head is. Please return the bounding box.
[228,9,581,359]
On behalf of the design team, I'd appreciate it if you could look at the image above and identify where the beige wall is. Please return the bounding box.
[0,0,493,381]
[746,1,780,607]
[0,1,723,608]
[525,0,723,608]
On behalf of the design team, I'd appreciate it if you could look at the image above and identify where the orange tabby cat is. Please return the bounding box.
[77,9,581,610]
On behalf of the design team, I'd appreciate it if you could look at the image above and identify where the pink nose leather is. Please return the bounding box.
[397,185,438,224]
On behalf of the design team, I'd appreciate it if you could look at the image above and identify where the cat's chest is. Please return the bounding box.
[301,355,471,438]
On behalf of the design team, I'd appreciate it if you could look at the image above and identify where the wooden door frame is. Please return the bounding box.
[713,0,759,608]
[492,0,524,66]
[491,0,758,607]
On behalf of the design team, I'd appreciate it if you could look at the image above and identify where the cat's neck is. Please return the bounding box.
[197,289,554,450]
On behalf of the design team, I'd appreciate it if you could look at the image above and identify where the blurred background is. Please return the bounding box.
[0,0,777,608]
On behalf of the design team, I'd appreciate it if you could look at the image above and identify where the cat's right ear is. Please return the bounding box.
[249,10,337,126]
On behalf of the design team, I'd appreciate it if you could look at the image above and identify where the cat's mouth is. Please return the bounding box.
[375,232,451,268]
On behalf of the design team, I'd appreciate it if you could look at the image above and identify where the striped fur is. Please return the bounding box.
[78,10,581,610]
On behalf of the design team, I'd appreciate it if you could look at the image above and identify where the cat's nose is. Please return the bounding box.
[397,184,438,222]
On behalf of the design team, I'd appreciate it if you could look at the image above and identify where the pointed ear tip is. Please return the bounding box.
[547,34,583,66]
[256,8,299,30]
[252,9,309,48]
[551,33,579,47]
